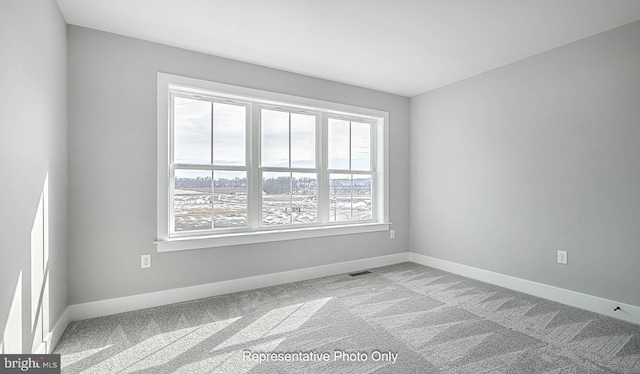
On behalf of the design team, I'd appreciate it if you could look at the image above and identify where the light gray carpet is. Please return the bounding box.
[54,263,640,373]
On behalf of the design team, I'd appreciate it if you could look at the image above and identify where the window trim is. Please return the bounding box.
[156,73,390,251]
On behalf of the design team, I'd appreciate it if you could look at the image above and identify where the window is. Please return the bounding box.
[260,108,318,226]
[328,118,373,223]
[172,96,249,232]
[157,73,389,251]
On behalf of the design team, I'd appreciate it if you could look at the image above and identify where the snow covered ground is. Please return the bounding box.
[174,189,372,232]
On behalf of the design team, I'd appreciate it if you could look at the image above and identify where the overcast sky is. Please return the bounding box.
[173,97,371,180]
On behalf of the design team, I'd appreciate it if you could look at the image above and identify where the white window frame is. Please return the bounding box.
[156,73,390,252]
[170,94,251,237]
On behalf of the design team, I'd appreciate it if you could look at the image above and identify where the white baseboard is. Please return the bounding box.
[34,307,70,353]
[63,251,638,330]
[410,253,640,326]
[69,252,410,321]
[48,307,70,353]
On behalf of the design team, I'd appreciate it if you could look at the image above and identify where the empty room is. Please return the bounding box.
[2,0,640,372]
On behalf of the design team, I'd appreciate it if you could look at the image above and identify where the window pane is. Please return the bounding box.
[174,97,211,164]
[262,172,291,226]
[213,171,247,228]
[261,109,289,167]
[351,122,371,171]
[328,118,350,170]
[174,170,212,231]
[213,103,245,166]
[352,175,372,221]
[330,174,351,222]
[291,113,315,168]
[292,173,317,224]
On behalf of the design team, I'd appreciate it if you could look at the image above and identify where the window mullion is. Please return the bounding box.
[319,114,329,224]
[288,112,292,168]
[249,105,261,229]
[348,121,352,171]
[288,114,293,224]
[349,121,354,221]
[349,174,354,221]
[210,102,216,230]
[210,102,214,165]
[289,172,293,225]
[172,164,217,170]
[169,164,175,234]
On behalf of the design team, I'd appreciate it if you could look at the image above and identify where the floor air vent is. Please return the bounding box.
[348,270,372,277]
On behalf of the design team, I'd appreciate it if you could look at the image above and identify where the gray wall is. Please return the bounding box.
[0,1,68,352]
[410,21,640,306]
[67,26,410,304]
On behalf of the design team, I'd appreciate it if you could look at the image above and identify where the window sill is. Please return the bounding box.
[155,222,391,252]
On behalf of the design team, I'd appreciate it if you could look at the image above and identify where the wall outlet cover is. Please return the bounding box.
[141,254,151,268]
[557,250,568,265]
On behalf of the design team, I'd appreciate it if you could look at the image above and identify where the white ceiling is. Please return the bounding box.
[56,0,640,97]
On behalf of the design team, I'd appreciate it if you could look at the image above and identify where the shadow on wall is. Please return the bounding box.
[1,174,51,353]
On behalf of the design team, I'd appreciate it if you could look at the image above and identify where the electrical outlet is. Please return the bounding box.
[390,229,395,239]
[557,250,568,265]
[141,254,151,269]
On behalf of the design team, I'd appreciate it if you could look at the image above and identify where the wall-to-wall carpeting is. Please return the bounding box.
[55,263,640,373]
